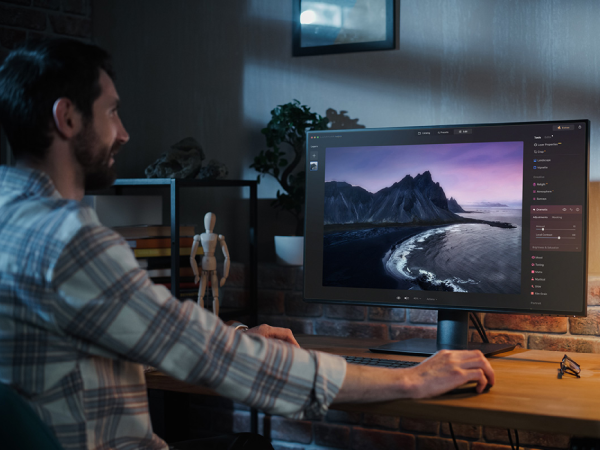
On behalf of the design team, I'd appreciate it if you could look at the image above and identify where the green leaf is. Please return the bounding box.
[251,99,332,233]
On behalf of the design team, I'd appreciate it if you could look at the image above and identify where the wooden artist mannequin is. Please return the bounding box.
[190,212,230,316]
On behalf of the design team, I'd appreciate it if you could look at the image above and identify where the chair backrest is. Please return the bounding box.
[0,382,64,450]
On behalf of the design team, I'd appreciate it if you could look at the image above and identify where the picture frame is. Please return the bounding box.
[292,0,396,57]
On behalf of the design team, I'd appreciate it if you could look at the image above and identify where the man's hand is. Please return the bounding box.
[333,349,494,404]
[404,349,495,398]
[246,324,300,347]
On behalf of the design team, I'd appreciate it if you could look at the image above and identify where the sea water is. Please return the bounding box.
[385,208,522,294]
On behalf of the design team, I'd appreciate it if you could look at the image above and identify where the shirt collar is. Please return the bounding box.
[0,165,62,199]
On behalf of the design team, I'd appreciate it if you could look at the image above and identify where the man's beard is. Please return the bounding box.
[72,120,119,191]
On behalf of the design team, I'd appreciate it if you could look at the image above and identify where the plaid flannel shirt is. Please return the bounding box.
[0,166,346,450]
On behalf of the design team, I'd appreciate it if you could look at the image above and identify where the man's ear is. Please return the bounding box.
[52,98,82,139]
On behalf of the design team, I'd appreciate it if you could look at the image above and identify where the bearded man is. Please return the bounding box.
[0,39,494,450]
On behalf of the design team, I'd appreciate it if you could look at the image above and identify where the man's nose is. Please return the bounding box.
[117,118,130,144]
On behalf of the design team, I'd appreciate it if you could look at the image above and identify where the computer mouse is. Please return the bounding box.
[447,381,492,395]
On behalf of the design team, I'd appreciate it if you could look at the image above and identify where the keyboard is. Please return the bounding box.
[343,355,419,369]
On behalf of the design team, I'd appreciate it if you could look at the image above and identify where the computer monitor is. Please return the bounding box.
[304,120,589,356]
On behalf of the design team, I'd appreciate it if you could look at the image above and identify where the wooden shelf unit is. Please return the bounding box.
[89,177,258,325]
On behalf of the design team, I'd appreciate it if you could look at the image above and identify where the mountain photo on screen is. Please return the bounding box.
[322,142,524,294]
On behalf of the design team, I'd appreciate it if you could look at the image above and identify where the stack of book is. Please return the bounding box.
[113,224,202,300]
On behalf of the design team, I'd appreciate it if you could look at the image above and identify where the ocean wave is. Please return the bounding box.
[385,226,457,279]
[384,225,480,293]
[414,270,476,292]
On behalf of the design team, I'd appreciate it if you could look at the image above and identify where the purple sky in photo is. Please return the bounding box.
[325,142,524,205]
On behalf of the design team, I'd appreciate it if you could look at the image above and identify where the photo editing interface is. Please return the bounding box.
[304,121,589,316]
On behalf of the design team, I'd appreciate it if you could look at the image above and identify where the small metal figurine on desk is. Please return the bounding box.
[190,212,230,316]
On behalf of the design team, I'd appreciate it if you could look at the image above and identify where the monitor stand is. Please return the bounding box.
[369,310,515,357]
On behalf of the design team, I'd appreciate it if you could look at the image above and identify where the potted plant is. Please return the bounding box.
[251,99,329,264]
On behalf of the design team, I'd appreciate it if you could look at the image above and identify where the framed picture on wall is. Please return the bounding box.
[292,0,396,56]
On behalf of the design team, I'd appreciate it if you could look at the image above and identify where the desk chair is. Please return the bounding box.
[0,382,64,450]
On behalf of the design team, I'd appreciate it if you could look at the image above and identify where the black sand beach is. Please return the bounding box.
[323,226,439,289]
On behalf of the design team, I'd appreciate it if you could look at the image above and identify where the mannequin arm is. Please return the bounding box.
[190,236,201,283]
[218,235,230,286]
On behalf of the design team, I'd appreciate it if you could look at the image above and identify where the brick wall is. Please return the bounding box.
[0,0,92,60]
[253,264,600,355]
[216,263,600,449]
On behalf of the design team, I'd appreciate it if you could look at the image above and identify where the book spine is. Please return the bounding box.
[133,247,193,258]
[128,237,195,249]
[158,282,198,290]
[146,267,195,278]
[114,225,196,239]
[137,255,198,269]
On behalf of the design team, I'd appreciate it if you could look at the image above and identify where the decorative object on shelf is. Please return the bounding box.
[196,159,229,180]
[190,212,230,316]
[145,137,205,179]
[145,137,229,180]
[292,0,396,56]
[251,99,329,237]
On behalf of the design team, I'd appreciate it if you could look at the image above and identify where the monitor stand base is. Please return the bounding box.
[370,338,515,357]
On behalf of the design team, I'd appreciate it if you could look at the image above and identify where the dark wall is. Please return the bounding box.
[92,0,600,262]
[0,0,93,165]
[0,0,92,58]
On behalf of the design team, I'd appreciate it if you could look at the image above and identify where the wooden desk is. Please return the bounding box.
[146,335,600,438]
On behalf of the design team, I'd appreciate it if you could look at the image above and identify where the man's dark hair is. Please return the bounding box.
[0,38,114,161]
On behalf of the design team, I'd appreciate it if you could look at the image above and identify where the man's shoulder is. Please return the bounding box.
[11,190,98,230]
[0,165,54,197]
[0,168,119,279]
[0,166,103,243]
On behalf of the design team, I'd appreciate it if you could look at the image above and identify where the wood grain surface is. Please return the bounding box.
[146,334,600,437]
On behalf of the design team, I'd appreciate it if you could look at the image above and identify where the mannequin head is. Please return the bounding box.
[204,212,216,233]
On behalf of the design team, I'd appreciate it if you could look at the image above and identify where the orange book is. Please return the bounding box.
[133,247,194,258]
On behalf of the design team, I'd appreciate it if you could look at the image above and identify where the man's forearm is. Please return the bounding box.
[333,349,495,403]
[333,364,414,404]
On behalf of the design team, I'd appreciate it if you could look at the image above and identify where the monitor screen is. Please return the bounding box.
[304,120,589,355]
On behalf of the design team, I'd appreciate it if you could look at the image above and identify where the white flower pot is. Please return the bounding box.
[274,236,304,266]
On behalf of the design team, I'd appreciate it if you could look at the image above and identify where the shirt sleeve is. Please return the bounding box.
[51,220,346,419]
